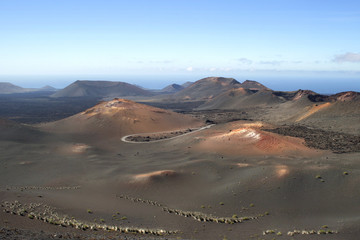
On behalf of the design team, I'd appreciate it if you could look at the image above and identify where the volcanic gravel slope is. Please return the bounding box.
[39,98,203,139]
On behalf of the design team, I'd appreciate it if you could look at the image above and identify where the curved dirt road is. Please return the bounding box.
[121,124,215,144]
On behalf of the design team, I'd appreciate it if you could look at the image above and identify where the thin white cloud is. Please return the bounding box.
[134,60,173,64]
[334,52,360,63]
[237,58,253,64]
[259,60,284,65]
[149,60,173,64]
[186,66,193,72]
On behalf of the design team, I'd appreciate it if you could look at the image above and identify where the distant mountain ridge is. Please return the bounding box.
[0,82,25,94]
[160,83,185,93]
[50,77,269,100]
[241,80,270,91]
[198,86,360,111]
[170,77,242,101]
[168,77,269,101]
[39,85,57,91]
[181,81,194,88]
[51,80,153,98]
[0,82,57,94]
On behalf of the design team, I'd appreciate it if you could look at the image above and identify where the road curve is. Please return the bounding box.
[121,124,215,144]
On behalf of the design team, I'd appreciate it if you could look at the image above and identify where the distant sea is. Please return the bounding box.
[0,74,359,94]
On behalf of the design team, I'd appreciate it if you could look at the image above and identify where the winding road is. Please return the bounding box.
[121,124,215,144]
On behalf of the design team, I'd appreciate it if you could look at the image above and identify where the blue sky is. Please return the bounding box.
[0,0,359,92]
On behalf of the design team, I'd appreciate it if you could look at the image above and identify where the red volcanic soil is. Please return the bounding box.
[193,121,321,156]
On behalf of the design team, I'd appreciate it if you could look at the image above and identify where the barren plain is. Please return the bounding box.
[1,77,360,240]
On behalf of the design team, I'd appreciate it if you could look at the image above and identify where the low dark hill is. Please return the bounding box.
[0,83,57,94]
[160,84,185,93]
[0,82,26,94]
[39,85,57,91]
[51,80,153,98]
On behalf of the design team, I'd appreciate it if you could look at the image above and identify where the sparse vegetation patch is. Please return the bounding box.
[117,194,265,225]
[263,228,338,236]
[1,200,178,236]
[2,185,81,191]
